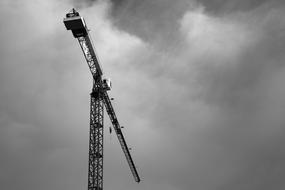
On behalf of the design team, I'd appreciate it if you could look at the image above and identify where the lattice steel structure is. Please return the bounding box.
[89,79,104,190]
[63,9,140,190]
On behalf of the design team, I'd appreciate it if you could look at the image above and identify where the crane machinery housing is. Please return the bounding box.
[63,8,140,190]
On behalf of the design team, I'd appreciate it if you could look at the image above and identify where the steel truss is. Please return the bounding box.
[78,36,103,77]
[88,78,104,190]
[103,91,141,183]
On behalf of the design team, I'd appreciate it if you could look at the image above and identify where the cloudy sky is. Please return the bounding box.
[1,0,285,189]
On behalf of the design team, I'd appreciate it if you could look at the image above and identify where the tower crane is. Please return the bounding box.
[63,8,140,190]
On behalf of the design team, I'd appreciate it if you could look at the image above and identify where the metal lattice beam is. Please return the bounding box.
[103,91,141,183]
[78,36,103,77]
[88,79,104,190]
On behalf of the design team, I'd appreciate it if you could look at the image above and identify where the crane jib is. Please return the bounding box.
[103,91,141,183]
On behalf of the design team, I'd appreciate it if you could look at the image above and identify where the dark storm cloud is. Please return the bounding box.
[106,0,195,50]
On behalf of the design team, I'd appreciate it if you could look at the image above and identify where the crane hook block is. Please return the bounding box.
[63,9,88,38]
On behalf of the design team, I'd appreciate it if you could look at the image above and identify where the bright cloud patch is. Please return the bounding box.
[180,7,256,62]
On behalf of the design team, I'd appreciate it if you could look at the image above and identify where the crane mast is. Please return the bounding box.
[63,8,140,190]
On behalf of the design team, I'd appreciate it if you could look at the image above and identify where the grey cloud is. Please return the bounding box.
[187,6,285,190]
[0,1,90,189]
[106,0,194,50]
[2,0,285,190]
